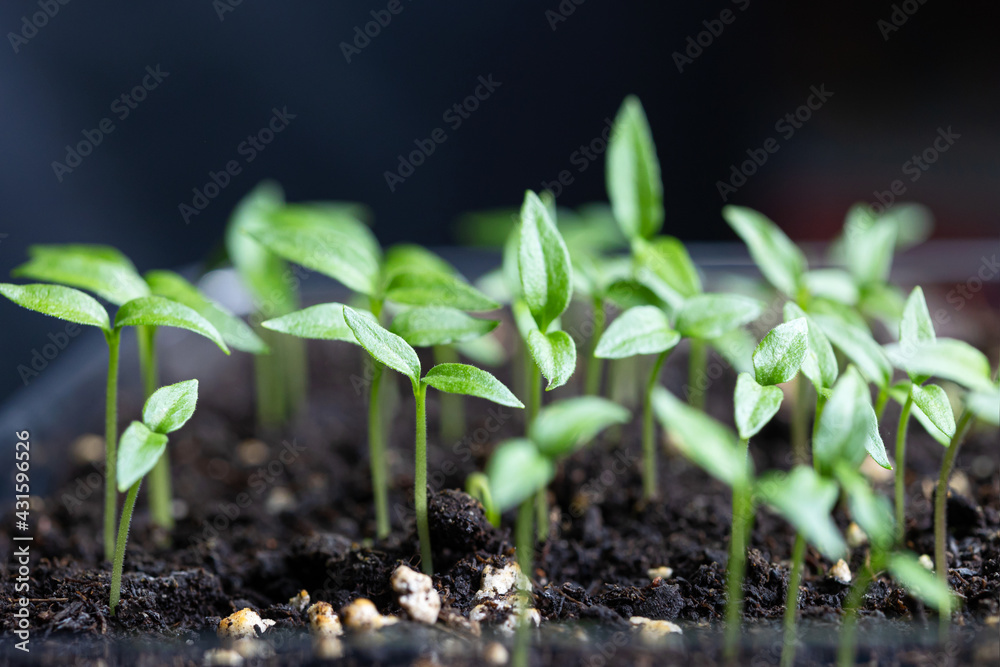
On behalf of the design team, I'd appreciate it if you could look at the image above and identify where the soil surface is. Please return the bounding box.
[1,311,998,666]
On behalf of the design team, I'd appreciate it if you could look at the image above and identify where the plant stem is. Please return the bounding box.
[687,338,707,409]
[525,357,549,541]
[780,532,807,667]
[535,487,548,543]
[414,382,432,575]
[585,296,606,396]
[103,329,121,562]
[110,479,140,616]
[893,386,914,547]
[434,345,465,444]
[369,361,389,539]
[642,350,670,500]
[934,408,974,634]
[724,437,753,662]
[791,376,810,466]
[516,497,534,584]
[138,326,174,533]
[836,560,875,667]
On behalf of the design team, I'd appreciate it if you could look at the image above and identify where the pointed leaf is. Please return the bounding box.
[116,421,169,492]
[753,318,808,386]
[143,379,199,434]
[888,382,951,446]
[884,338,993,392]
[784,302,837,389]
[383,244,457,280]
[594,305,680,359]
[632,236,700,310]
[13,244,150,305]
[391,306,498,347]
[756,466,846,560]
[518,190,573,331]
[261,302,374,342]
[803,269,858,306]
[845,207,897,286]
[911,383,956,438]
[344,305,420,383]
[527,329,577,391]
[530,397,630,458]
[734,372,783,440]
[888,552,954,613]
[900,286,935,350]
[606,96,663,241]
[812,315,892,389]
[486,439,555,512]
[676,294,763,341]
[385,270,499,311]
[225,182,295,310]
[966,386,999,427]
[814,367,889,472]
[421,363,523,408]
[723,205,806,297]
[0,283,109,331]
[115,296,229,354]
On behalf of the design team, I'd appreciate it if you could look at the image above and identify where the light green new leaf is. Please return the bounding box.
[13,244,150,305]
[889,552,954,613]
[812,315,891,389]
[723,205,806,297]
[753,318,808,386]
[803,269,859,306]
[143,379,199,435]
[807,296,870,331]
[384,270,499,312]
[756,466,846,560]
[382,244,456,280]
[114,296,229,354]
[594,306,679,359]
[225,182,295,311]
[391,306,498,347]
[652,388,749,488]
[845,207,897,287]
[261,302,373,342]
[530,397,630,458]
[527,329,577,391]
[421,363,523,408]
[487,438,556,512]
[344,305,420,384]
[676,294,763,341]
[884,338,993,393]
[144,270,268,354]
[734,372,783,440]
[456,334,507,367]
[632,236,701,310]
[710,327,757,374]
[888,382,951,446]
[606,96,663,241]
[814,367,889,472]
[784,303,837,389]
[966,386,999,427]
[911,383,956,438]
[859,283,906,328]
[116,421,169,492]
[518,191,573,331]
[834,463,895,550]
[0,283,110,331]
[900,286,935,351]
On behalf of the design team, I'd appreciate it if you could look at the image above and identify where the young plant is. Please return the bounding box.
[264,303,521,575]
[0,284,228,560]
[110,379,199,615]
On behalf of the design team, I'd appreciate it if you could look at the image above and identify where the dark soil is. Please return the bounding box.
[1,314,998,666]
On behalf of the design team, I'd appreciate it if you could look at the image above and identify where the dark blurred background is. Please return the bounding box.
[1,1,997,403]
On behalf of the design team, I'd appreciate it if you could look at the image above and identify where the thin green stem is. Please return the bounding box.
[528,357,542,426]
[780,532,807,667]
[894,387,914,547]
[435,345,465,443]
[792,376,810,466]
[935,408,974,634]
[724,437,753,662]
[642,350,670,500]
[687,338,707,410]
[138,326,173,532]
[369,361,389,539]
[535,487,548,542]
[585,296,606,396]
[837,560,875,667]
[414,382,432,575]
[109,479,140,615]
[516,497,535,584]
[465,473,499,526]
[103,329,121,562]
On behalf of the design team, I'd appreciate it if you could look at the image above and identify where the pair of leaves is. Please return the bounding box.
[812,314,892,389]
[118,380,199,492]
[518,191,573,333]
[783,303,838,389]
[813,367,890,473]
[885,338,994,393]
[606,96,663,243]
[513,299,577,391]
[723,205,806,298]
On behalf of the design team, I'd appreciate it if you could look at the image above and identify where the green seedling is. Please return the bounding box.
[263,303,521,574]
[110,379,199,615]
[0,284,227,560]
[12,243,258,532]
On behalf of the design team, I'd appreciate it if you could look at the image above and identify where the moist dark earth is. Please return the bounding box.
[1,321,998,666]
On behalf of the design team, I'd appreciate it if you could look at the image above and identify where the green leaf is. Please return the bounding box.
[632,236,701,310]
[116,421,169,492]
[421,363,523,408]
[784,303,837,389]
[518,190,573,331]
[247,204,382,296]
[343,305,420,383]
[858,283,905,329]
[814,367,889,472]
[723,205,806,297]
[530,397,631,458]
[384,270,500,312]
[527,329,577,391]
[806,296,869,331]
[0,283,110,331]
[752,318,808,386]
[884,338,993,393]
[966,386,999,427]
[225,182,295,311]
[606,95,663,241]
[604,277,664,311]
[143,379,199,434]
[486,439,555,512]
[756,466,846,560]
[456,334,507,367]
[261,302,373,342]
[803,269,858,306]
[144,270,268,354]
[12,244,150,305]
[594,306,680,359]
[114,296,230,354]
[845,206,897,286]
[900,286,935,349]
[888,382,951,446]
[812,315,892,389]
[888,552,954,613]
[911,383,956,438]
[835,464,894,550]
[676,294,763,341]
[382,244,457,280]
[734,372,783,440]
[390,306,498,347]
[652,387,749,488]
